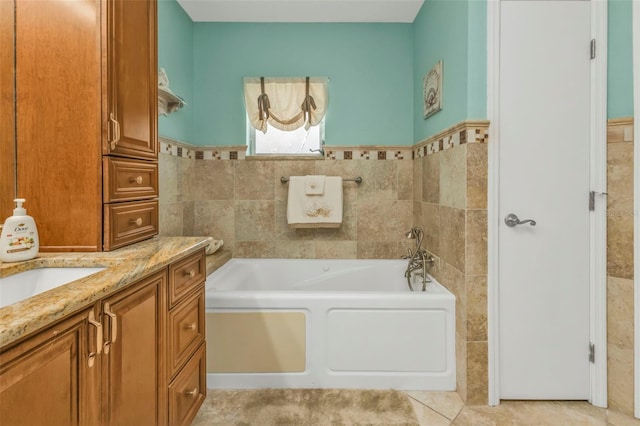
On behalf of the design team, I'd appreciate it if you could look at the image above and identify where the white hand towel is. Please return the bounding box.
[305,175,325,195]
[287,176,343,228]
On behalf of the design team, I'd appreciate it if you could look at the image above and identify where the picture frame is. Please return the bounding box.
[423,60,443,118]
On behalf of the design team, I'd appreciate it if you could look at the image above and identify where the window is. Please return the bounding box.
[243,76,328,156]
[248,118,324,155]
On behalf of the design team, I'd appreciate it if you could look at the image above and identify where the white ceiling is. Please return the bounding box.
[176,0,425,23]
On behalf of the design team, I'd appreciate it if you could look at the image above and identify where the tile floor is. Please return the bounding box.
[194,390,640,425]
[405,391,640,426]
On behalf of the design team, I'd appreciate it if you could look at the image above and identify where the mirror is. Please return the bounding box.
[0,0,16,220]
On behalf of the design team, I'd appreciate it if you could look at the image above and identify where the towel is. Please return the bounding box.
[305,175,325,195]
[287,176,343,228]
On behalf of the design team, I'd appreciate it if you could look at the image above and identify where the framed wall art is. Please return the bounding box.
[423,60,443,118]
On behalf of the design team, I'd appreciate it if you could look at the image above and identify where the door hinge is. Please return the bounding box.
[590,39,596,59]
[589,191,608,211]
[589,342,595,363]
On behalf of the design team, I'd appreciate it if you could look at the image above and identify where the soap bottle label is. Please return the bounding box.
[4,224,36,253]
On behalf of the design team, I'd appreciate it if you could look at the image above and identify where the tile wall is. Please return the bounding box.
[412,121,490,405]
[606,117,635,416]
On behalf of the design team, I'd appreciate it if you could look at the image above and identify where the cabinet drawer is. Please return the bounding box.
[169,250,205,307]
[104,200,158,251]
[103,157,158,202]
[168,343,206,426]
[169,289,205,378]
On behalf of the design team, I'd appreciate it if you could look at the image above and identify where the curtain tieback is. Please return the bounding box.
[257,77,271,120]
[301,76,317,123]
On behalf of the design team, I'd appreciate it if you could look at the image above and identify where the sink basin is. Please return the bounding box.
[0,267,106,309]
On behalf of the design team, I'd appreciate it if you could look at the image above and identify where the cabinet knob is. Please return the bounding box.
[184,323,196,331]
[185,388,198,397]
[129,176,143,185]
[184,269,195,278]
[129,217,143,227]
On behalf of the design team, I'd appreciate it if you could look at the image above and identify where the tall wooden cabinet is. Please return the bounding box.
[14,0,158,252]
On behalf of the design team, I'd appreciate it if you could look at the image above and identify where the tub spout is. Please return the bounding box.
[403,227,433,291]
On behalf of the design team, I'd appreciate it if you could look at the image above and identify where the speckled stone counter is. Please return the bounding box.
[0,236,210,349]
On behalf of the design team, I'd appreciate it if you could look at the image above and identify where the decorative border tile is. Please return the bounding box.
[159,120,489,162]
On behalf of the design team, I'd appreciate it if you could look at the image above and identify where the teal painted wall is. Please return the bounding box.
[192,23,414,147]
[608,0,633,118]
[158,0,194,143]
[412,0,486,142]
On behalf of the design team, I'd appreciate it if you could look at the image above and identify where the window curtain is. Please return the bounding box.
[243,77,328,133]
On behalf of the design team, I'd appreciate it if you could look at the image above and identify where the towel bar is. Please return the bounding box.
[280,176,363,184]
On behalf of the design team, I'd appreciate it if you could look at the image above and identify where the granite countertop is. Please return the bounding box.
[0,236,211,349]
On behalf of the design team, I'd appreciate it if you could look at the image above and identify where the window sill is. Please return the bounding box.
[246,154,324,161]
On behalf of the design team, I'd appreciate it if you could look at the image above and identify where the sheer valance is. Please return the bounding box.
[243,77,329,133]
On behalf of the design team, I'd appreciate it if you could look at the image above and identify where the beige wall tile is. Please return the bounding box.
[608,344,635,416]
[234,200,275,242]
[440,207,465,272]
[397,160,414,201]
[158,202,184,237]
[235,160,274,200]
[192,160,235,201]
[419,202,441,257]
[466,210,488,276]
[357,199,412,242]
[443,262,467,341]
[357,160,399,200]
[413,157,423,202]
[466,275,488,342]
[193,200,235,251]
[607,119,634,144]
[466,143,487,209]
[422,154,440,204]
[315,241,358,259]
[182,200,195,235]
[275,240,316,259]
[607,276,634,350]
[607,142,634,212]
[159,153,180,204]
[234,241,275,258]
[607,213,634,279]
[456,332,468,403]
[357,241,404,259]
[466,341,488,406]
[440,145,467,209]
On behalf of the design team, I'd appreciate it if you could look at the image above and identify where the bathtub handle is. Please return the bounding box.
[87,310,103,368]
[103,303,118,354]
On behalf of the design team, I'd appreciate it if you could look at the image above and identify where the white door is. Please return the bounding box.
[498,0,591,399]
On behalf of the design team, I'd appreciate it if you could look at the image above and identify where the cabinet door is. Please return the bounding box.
[106,0,157,159]
[0,308,100,426]
[101,270,166,426]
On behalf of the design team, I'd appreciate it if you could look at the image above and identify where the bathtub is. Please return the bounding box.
[205,258,455,390]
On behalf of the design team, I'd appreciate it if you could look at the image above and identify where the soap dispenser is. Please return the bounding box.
[0,198,39,262]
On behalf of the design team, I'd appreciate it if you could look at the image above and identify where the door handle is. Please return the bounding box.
[103,302,117,354]
[504,213,536,227]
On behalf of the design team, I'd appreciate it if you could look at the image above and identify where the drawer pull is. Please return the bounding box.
[185,388,198,396]
[183,269,195,278]
[103,303,118,355]
[129,176,143,185]
[87,310,103,368]
[184,323,196,331]
[129,217,143,227]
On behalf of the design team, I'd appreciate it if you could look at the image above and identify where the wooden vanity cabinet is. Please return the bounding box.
[0,307,101,425]
[100,270,167,426]
[13,0,158,252]
[0,249,206,425]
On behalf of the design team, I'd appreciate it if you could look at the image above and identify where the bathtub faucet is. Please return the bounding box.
[402,227,434,291]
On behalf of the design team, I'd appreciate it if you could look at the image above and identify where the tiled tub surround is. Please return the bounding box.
[0,236,210,348]
[606,117,635,416]
[159,120,490,403]
[412,121,489,405]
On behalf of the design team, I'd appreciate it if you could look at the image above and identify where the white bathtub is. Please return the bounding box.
[205,258,456,390]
